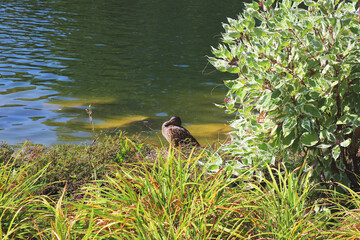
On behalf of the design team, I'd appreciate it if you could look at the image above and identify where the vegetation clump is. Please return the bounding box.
[0,132,359,239]
[0,132,148,197]
[209,0,360,189]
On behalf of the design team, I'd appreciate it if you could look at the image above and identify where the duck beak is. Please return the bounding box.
[164,120,171,127]
[164,118,176,127]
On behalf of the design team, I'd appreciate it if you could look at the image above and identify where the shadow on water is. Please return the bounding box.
[0,0,246,145]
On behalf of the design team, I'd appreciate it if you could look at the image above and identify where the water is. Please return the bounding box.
[0,0,244,145]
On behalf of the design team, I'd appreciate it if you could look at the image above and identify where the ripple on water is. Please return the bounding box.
[0,1,73,144]
[0,0,239,145]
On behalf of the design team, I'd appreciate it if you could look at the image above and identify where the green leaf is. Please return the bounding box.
[253,28,265,37]
[282,116,297,137]
[247,18,256,31]
[271,89,281,99]
[332,145,340,160]
[316,144,331,149]
[326,131,336,142]
[301,118,312,132]
[258,143,270,151]
[228,31,241,38]
[349,27,359,34]
[258,91,271,108]
[328,124,337,132]
[337,114,357,125]
[340,138,351,147]
[214,103,225,108]
[282,130,296,147]
[209,58,227,72]
[227,65,240,74]
[263,0,274,8]
[304,0,316,6]
[312,39,323,52]
[319,6,327,15]
[301,132,318,146]
[302,104,322,118]
[208,164,220,171]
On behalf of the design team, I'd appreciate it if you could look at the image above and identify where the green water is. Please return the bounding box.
[0,0,244,145]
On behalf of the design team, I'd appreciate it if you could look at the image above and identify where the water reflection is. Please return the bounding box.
[0,0,244,145]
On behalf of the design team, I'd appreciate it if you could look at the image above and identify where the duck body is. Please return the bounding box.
[162,116,200,147]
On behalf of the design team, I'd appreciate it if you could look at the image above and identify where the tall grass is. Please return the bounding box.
[77,147,253,239]
[2,138,360,239]
[74,148,335,239]
[245,165,331,239]
[32,187,95,240]
[324,183,360,239]
[0,149,48,239]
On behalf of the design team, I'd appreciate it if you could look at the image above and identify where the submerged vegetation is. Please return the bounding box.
[2,0,360,239]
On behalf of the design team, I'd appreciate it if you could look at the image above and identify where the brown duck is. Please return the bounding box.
[162,116,200,147]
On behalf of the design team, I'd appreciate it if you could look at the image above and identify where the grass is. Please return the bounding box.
[0,133,359,239]
[80,147,248,239]
[246,165,329,239]
[0,148,48,239]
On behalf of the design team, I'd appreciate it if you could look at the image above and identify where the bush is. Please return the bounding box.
[209,0,360,189]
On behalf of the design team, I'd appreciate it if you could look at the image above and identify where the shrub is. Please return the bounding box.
[209,0,360,189]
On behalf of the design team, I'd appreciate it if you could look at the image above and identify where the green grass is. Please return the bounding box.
[245,165,329,239]
[0,147,48,239]
[0,134,359,239]
[79,147,250,239]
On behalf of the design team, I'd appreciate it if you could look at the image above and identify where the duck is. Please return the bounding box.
[162,116,200,147]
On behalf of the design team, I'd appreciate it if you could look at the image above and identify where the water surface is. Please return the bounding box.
[0,0,244,145]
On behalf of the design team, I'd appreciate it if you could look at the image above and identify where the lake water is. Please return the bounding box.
[0,0,244,145]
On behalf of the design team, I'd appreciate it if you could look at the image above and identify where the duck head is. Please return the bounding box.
[164,116,182,127]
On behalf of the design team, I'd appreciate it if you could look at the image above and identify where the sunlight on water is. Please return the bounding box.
[0,0,244,145]
[45,97,116,109]
[90,115,149,129]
